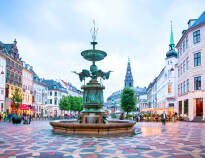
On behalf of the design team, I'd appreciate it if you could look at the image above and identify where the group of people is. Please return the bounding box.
[118,111,176,126]
[0,112,32,124]
[0,112,12,122]
[22,114,32,124]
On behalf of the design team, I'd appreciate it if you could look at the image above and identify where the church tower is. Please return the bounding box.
[124,57,134,87]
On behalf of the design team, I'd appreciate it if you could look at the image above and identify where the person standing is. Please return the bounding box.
[161,111,167,125]
[28,115,31,124]
[8,113,12,122]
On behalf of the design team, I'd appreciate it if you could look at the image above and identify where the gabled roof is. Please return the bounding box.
[189,11,205,29]
[42,79,67,93]
[176,11,205,47]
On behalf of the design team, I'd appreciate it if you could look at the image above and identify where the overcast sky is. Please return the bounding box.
[0,0,205,100]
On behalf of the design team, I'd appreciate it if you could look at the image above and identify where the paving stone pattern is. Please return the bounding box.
[0,121,205,158]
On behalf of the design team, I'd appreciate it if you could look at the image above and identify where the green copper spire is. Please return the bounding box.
[166,21,177,58]
[169,21,175,50]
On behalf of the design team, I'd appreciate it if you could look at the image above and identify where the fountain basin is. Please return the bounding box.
[50,120,136,135]
[81,49,107,61]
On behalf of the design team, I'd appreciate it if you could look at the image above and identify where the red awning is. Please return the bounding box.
[20,104,30,110]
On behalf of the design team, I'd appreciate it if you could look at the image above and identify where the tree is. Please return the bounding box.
[69,96,83,113]
[11,88,22,114]
[59,95,70,112]
[120,87,136,118]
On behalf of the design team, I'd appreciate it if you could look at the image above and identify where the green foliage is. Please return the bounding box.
[110,113,117,119]
[126,114,133,118]
[120,87,136,115]
[59,95,83,112]
[59,95,70,111]
[69,96,83,112]
[11,88,22,111]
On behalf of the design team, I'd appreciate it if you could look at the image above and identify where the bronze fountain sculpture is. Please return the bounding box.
[50,22,136,135]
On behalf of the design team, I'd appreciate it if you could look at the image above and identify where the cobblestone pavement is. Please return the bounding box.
[0,121,205,158]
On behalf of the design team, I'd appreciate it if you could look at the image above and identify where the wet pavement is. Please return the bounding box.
[0,120,205,158]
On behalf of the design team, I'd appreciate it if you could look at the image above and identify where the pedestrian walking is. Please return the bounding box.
[161,111,167,125]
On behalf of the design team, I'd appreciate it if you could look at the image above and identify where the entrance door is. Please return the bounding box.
[196,98,203,116]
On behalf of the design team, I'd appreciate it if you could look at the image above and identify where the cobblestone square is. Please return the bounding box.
[0,121,205,158]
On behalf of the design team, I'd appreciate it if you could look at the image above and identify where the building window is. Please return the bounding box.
[180,46,182,56]
[54,99,57,105]
[182,41,185,53]
[194,52,201,67]
[186,36,188,48]
[184,99,189,115]
[183,60,185,73]
[50,91,52,96]
[179,101,182,114]
[193,30,200,44]
[49,99,52,104]
[187,79,189,92]
[194,76,201,90]
[186,57,189,70]
[180,83,183,95]
[181,63,183,75]
[178,85,180,96]
[183,81,186,94]
[168,84,172,94]
[178,68,180,77]
[55,91,57,96]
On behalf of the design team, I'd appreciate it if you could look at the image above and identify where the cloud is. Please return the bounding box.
[0,0,205,100]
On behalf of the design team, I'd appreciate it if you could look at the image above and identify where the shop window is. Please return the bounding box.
[184,100,189,115]
[179,101,182,115]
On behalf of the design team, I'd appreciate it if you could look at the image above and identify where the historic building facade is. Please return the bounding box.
[176,11,205,121]
[42,79,67,117]
[4,40,23,113]
[138,94,148,112]
[22,62,33,107]
[0,42,7,113]
[32,73,48,117]
[146,26,178,115]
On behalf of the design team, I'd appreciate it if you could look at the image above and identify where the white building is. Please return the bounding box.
[42,79,67,117]
[60,80,83,97]
[138,94,148,112]
[176,11,205,121]
[146,25,178,115]
[0,42,6,113]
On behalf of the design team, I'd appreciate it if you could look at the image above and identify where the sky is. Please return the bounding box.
[0,0,205,100]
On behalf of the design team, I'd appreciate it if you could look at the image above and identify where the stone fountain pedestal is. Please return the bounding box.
[81,79,105,124]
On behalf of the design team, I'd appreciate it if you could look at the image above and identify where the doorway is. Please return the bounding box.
[196,98,203,116]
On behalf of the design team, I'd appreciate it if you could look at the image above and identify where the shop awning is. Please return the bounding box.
[20,104,30,110]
